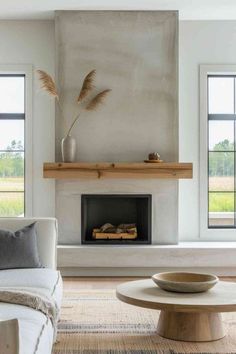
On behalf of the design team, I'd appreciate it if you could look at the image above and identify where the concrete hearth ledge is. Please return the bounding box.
[57,243,236,275]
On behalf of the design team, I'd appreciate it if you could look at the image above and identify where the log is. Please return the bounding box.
[92,229,138,240]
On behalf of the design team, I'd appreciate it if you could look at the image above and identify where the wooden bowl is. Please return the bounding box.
[152,272,219,293]
[144,159,163,163]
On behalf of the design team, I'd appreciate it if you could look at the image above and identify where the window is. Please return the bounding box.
[200,65,236,239]
[208,76,236,228]
[0,75,25,217]
[0,66,32,217]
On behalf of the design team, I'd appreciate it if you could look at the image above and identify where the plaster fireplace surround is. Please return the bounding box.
[55,11,180,272]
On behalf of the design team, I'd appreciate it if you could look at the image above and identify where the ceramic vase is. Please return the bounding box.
[61,135,76,162]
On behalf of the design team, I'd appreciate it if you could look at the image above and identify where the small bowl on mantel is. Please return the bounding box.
[152,272,219,293]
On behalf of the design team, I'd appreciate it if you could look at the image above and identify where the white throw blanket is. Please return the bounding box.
[0,287,59,330]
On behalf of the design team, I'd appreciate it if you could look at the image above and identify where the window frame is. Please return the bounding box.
[200,64,236,240]
[0,65,33,217]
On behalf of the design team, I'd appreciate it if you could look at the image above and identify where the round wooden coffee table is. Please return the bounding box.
[116,279,236,342]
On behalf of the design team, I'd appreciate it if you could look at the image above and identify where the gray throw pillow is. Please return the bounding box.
[0,222,42,270]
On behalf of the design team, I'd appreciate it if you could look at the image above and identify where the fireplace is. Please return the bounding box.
[81,194,152,244]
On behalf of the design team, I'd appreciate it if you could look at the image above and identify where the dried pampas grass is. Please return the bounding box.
[77,70,96,103]
[37,68,112,137]
[86,89,112,111]
[37,70,59,99]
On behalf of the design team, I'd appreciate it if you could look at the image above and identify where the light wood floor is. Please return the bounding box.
[63,276,236,290]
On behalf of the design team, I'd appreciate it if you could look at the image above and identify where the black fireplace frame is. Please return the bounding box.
[81,194,152,245]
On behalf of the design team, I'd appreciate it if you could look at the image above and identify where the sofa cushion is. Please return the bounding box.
[0,268,63,308]
[0,223,41,270]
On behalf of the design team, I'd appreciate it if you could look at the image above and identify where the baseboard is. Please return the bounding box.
[59,267,236,277]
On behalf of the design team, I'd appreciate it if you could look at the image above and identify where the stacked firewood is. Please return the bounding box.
[92,223,137,239]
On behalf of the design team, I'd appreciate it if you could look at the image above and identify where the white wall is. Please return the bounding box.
[0,20,55,216]
[179,20,236,241]
[1,19,236,240]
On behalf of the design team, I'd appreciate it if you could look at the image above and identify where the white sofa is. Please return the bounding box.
[0,218,63,354]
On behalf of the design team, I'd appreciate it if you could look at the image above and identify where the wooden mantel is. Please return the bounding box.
[43,162,193,179]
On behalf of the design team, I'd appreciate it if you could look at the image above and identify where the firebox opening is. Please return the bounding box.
[81,194,152,244]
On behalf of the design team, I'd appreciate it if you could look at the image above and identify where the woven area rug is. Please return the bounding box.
[53,289,236,354]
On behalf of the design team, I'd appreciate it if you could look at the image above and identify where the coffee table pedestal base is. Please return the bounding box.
[157,311,225,342]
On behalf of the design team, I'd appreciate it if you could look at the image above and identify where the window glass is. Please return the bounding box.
[0,76,24,113]
[0,192,24,217]
[209,192,234,226]
[208,77,234,114]
[0,152,24,192]
[0,120,24,150]
[209,152,234,192]
[209,121,234,151]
